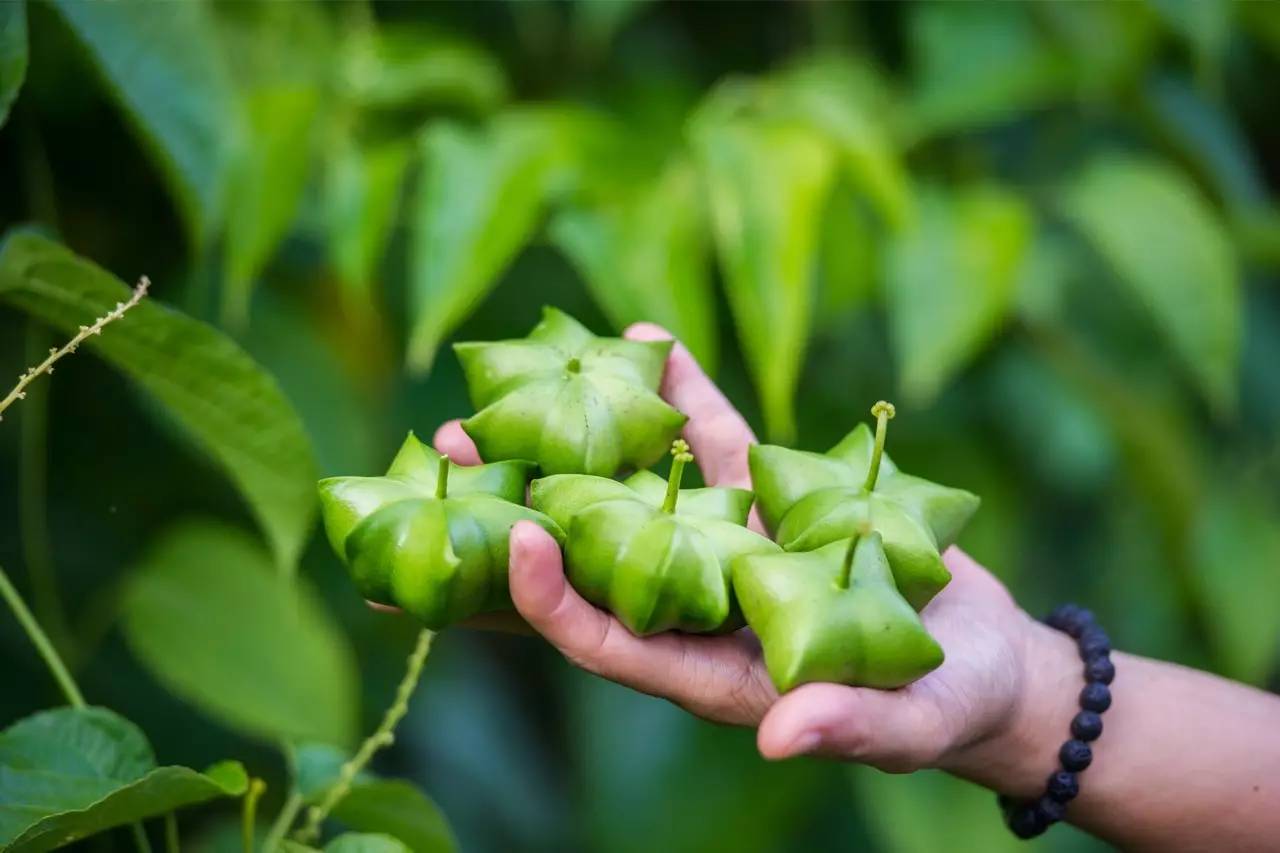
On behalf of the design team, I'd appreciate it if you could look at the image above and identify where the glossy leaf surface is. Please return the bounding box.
[0,232,317,571]
[121,521,359,747]
[0,707,246,853]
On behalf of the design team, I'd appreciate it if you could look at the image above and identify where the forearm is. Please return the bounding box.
[944,620,1280,851]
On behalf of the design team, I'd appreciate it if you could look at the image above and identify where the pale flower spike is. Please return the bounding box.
[0,276,150,422]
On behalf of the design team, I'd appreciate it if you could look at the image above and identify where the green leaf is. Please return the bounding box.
[816,185,878,330]
[120,520,359,747]
[331,781,457,853]
[904,2,1072,139]
[324,834,411,853]
[1059,156,1241,412]
[550,158,717,370]
[323,137,412,321]
[292,744,456,853]
[0,706,247,853]
[692,115,836,442]
[772,55,911,229]
[45,0,240,245]
[0,0,26,127]
[885,185,1032,404]
[1190,486,1280,684]
[222,83,321,325]
[406,113,559,372]
[0,232,318,570]
[341,24,507,115]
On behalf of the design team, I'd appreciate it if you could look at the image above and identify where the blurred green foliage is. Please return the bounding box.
[2,1,1279,851]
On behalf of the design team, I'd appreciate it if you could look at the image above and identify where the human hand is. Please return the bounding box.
[434,324,1064,777]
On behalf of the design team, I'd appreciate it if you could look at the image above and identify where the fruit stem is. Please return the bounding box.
[435,454,450,499]
[861,400,896,493]
[662,439,693,514]
[566,357,581,374]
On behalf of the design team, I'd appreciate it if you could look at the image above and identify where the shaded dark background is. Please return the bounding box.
[2,1,1279,851]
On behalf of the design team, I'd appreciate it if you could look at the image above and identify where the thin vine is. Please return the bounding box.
[292,628,435,845]
[0,275,150,421]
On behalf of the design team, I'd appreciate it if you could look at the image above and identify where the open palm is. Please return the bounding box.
[434,323,1040,771]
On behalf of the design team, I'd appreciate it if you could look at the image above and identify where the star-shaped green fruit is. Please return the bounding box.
[732,531,944,692]
[749,402,979,610]
[455,307,688,477]
[531,441,778,636]
[318,433,562,629]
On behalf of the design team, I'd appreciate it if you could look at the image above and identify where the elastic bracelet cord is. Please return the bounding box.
[998,604,1114,839]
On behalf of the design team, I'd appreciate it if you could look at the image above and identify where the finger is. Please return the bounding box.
[756,682,948,772]
[433,419,482,465]
[625,323,756,490]
[508,521,770,724]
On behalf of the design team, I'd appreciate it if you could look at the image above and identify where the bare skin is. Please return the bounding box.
[429,323,1280,852]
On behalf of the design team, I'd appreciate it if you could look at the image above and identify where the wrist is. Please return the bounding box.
[939,613,1081,797]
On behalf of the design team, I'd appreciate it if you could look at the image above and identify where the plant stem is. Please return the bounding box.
[261,791,303,853]
[295,628,435,843]
[435,454,450,499]
[20,323,74,656]
[566,356,581,374]
[163,814,179,853]
[131,823,153,853]
[861,400,896,493]
[0,277,150,422]
[662,439,692,514]
[242,779,266,853]
[0,563,85,707]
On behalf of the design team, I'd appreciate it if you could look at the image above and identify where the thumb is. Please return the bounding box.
[756,683,948,773]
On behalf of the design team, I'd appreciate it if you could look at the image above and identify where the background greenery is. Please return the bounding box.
[2,0,1279,850]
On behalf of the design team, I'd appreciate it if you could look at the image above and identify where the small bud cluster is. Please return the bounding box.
[0,276,149,422]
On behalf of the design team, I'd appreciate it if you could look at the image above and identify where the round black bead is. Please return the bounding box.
[1009,805,1047,839]
[1079,681,1112,712]
[1046,770,1079,802]
[1071,710,1104,741]
[1047,604,1094,638]
[1084,654,1115,684]
[1036,795,1067,825]
[1077,628,1111,660]
[1059,739,1093,772]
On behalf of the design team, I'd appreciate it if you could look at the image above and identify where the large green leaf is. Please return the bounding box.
[0,706,247,853]
[331,781,457,853]
[405,113,559,372]
[904,2,1072,140]
[1190,485,1280,684]
[0,232,317,570]
[222,84,320,325]
[772,55,911,229]
[120,520,359,747]
[0,0,25,127]
[692,115,836,442]
[885,185,1031,404]
[293,745,456,853]
[45,0,240,245]
[324,835,410,853]
[341,24,507,115]
[323,136,412,322]
[1060,157,1241,413]
[550,158,716,370]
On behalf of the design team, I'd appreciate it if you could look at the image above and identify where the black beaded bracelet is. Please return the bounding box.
[998,604,1114,839]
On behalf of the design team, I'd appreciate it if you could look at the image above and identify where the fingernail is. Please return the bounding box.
[782,731,821,758]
